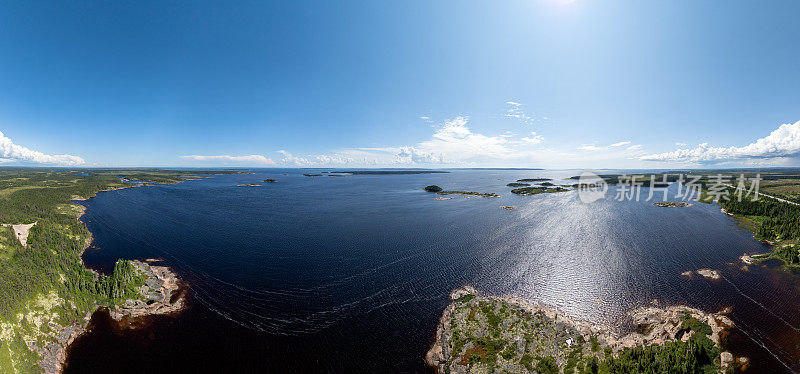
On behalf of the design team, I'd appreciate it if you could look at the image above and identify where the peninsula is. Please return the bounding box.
[0,169,238,373]
[427,287,734,373]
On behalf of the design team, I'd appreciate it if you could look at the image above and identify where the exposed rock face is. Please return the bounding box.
[109,260,184,320]
[427,286,734,373]
[721,351,734,369]
[697,268,722,280]
[36,260,185,374]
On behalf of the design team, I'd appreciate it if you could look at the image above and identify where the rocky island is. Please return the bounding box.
[423,185,499,197]
[511,186,569,195]
[427,287,735,373]
[424,185,444,192]
[437,191,500,198]
[653,202,692,207]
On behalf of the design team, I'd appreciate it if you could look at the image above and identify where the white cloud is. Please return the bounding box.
[180,154,276,165]
[520,132,544,144]
[395,146,444,164]
[675,142,687,146]
[641,120,800,163]
[277,150,362,167]
[277,150,309,166]
[409,116,517,163]
[504,101,536,125]
[578,141,636,151]
[0,130,84,165]
[273,116,552,167]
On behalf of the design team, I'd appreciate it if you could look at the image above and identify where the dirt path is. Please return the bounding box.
[721,183,800,207]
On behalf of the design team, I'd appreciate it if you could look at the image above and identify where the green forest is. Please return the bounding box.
[0,168,233,373]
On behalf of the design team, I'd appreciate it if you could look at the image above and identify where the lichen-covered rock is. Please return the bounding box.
[427,286,734,373]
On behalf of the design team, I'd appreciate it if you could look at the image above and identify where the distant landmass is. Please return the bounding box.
[448,168,545,170]
[329,170,448,175]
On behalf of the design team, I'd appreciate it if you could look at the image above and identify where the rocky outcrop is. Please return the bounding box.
[427,286,735,373]
[109,260,185,320]
[36,260,185,374]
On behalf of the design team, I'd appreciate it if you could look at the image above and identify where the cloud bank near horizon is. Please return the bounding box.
[173,109,645,168]
[0,131,84,166]
[273,116,556,167]
[641,120,800,164]
[174,105,800,169]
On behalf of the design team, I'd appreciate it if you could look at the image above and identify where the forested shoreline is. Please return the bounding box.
[0,168,235,372]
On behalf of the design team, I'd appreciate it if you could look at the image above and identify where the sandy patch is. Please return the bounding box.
[2,222,37,247]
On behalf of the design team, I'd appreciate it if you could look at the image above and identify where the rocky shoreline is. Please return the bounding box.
[427,286,738,373]
[33,190,187,373]
[37,259,185,373]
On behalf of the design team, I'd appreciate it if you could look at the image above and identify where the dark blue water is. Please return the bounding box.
[65,169,800,372]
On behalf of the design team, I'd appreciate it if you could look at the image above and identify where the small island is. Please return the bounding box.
[424,185,444,192]
[653,202,692,207]
[539,182,555,186]
[263,179,277,183]
[427,287,734,373]
[516,178,552,182]
[303,174,323,177]
[506,183,530,187]
[424,185,498,197]
[511,186,569,195]
[438,191,499,198]
[500,206,516,210]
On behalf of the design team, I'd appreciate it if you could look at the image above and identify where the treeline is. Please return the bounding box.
[64,260,145,302]
[598,339,717,373]
[596,317,718,373]
[0,169,200,320]
[719,191,800,241]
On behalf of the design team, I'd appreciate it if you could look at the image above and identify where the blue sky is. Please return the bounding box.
[0,0,799,168]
